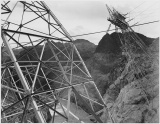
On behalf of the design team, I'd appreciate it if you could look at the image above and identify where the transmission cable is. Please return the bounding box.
[62,20,159,38]
[127,1,146,15]
[129,1,159,23]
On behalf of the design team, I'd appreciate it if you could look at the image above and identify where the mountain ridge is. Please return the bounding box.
[95,32,155,54]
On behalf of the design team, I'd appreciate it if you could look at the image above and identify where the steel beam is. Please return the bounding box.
[1,84,24,94]
[33,96,67,119]
[72,87,102,123]
[2,29,70,42]
[40,1,73,41]
[40,2,105,122]
[31,41,46,92]
[48,40,71,118]
[1,31,45,123]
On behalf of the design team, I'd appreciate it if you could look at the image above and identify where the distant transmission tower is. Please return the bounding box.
[105,5,154,123]
[106,4,151,59]
[1,1,110,123]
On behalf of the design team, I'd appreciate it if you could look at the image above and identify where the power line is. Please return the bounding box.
[132,20,160,27]
[126,1,159,26]
[130,1,159,21]
[68,28,116,38]
[127,1,146,15]
[68,20,159,38]
[136,12,159,24]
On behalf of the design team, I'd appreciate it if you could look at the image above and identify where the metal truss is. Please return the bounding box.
[106,4,152,58]
[105,5,154,123]
[1,1,111,123]
[1,1,11,14]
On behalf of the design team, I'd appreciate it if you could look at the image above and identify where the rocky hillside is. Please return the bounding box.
[95,32,154,54]
[100,37,158,123]
[73,39,96,60]
[85,32,158,123]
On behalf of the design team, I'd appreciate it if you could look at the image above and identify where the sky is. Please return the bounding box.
[2,0,160,45]
[46,0,160,44]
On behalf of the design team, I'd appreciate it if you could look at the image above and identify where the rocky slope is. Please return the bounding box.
[102,38,158,123]
[95,32,154,54]
[88,32,159,123]
[73,39,96,60]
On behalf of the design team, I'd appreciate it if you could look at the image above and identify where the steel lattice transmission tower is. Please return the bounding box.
[105,5,154,123]
[106,4,151,60]
[1,1,111,123]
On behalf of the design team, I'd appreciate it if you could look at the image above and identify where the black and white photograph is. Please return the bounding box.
[1,0,159,123]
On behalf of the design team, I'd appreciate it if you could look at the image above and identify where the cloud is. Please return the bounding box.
[69,25,85,35]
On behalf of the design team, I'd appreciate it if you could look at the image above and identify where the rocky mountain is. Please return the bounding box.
[86,32,156,79]
[95,32,154,54]
[85,32,158,123]
[95,33,121,54]
[100,37,158,123]
[73,39,96,60]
